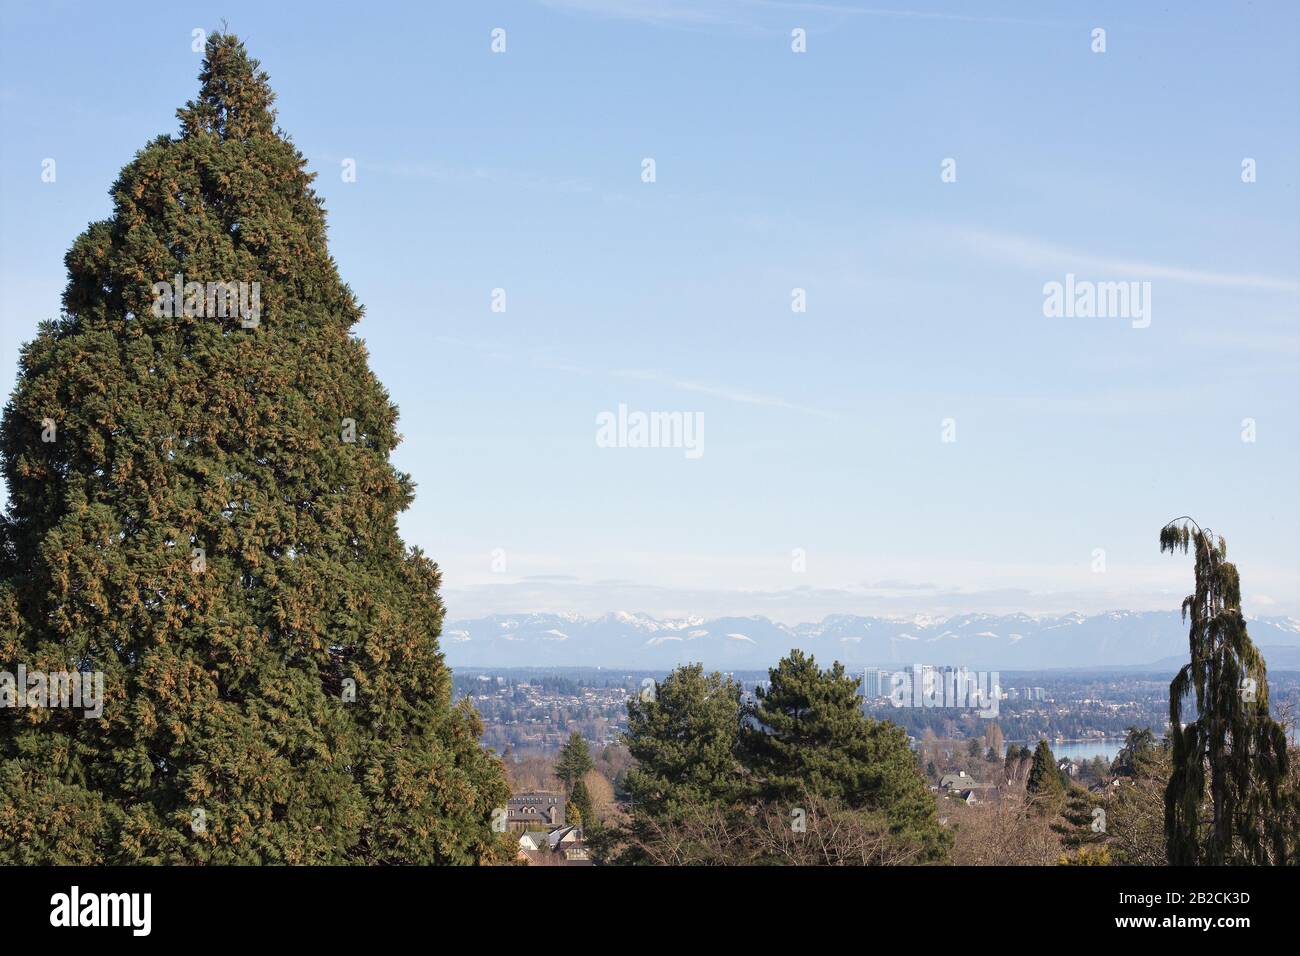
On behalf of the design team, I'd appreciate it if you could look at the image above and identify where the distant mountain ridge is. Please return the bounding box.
[442,610,1300,671]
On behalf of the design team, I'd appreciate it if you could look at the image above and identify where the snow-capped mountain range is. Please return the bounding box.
[441,610,1300,671]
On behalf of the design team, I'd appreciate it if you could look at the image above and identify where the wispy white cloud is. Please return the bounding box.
[434,546,1300,622]
[319,156,595,196]
[539,0,1059,29]
[610,368,831,416]
[742,1,1060,27]
[433,336,830,417]
[440,571,1298,623]
[1179,330,1300,354]
[537,0,755,28]
[950,226,1300,293]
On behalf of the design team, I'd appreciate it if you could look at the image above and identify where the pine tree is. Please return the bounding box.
[741,650,949,861]
[1055,784,1104,856]
[1112,726,1158,778]
[555,731,593,790]
[0,33,507,864]
[1026,740,1064,812]
[615,664,748,862]
[1160,517,1289,865]
[569,777,594,832]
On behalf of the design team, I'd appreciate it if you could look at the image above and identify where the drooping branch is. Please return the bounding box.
[1158,516,1289,865]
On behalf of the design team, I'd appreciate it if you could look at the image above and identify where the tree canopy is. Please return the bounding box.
[0,33,507,864]
[618,653,950,864]
[1160,517,1289,865]
[1026,740,1064,812]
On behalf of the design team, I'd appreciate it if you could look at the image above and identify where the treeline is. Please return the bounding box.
[882,706,1160,744]
[453,673,611,698]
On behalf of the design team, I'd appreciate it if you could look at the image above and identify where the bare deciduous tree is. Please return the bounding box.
[949,786,1062,865]
[610,793,928,866]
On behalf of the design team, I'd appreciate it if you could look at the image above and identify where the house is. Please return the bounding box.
[939,771,995,794]
[549,826,592,865]
[516,824,592,866]
[506,792,565,831]
[958,789,979,806]
[939,771,971,790]
[548,825,583,852]
[517,831,549,852]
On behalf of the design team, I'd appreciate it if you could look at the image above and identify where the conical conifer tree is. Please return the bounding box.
[0,33,508,864]
[556,731,593,790]
[740,650,950,861]
[614,664,749,864]
[1159,517,1289,865]
[623,665,748,816]
[1026,739,1064,812]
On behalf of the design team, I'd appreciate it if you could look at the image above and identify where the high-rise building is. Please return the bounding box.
[919,664,937,698]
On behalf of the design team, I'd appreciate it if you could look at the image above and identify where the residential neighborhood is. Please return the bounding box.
[507,792,591,866]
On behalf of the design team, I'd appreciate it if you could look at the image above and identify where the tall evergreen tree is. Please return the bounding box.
[568,777,594,832]
[1026,740,1064,811]
[741,650,949,861]
[623,664,747,819]
[1159,517,1289,865]
[1056,785,1106,859]
[0,33,507,864]
[1112,726,1158,778]
[555,731,593,790]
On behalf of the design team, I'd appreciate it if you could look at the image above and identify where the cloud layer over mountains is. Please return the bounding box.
[442,611,1300,671]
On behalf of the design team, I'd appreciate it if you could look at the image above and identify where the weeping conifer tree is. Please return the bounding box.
[1160,517,1289,865]
[0,33,508,864]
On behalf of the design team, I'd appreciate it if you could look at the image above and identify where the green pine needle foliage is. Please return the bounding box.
[0,33,508,864]
[741,650,949,861]
[1026,739,1065,813]
[1160,516,1289,865]
[618,653,950,864]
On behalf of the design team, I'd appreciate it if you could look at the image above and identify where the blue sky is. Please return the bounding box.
[1,1,1297,623]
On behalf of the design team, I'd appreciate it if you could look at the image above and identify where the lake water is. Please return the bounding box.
[1006,739,1127,762]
